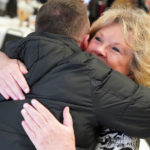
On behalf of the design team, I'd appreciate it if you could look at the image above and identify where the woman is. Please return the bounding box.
[86,7,150,150]
[0,7,150,150]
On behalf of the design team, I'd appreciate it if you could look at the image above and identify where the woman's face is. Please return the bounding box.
[86,23,133,76]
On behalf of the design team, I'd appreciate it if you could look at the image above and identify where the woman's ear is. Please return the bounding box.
[80,34,90,51]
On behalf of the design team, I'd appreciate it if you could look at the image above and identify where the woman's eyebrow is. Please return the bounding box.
[96,31,103,37]
[113,42,121,45]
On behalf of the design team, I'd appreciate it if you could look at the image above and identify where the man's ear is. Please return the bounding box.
[80,34,90,51]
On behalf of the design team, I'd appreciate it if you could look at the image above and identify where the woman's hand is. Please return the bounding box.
[21,99,76,150]
[0,52,30,100]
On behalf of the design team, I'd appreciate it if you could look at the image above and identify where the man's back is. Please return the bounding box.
[0,32,99,150]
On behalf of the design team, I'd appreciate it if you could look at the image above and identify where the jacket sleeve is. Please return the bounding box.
[5,36,74,86]
[92,63,150,138]
[66,52,150,138]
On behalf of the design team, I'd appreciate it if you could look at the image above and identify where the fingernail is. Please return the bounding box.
[31,99,36,104]
[23,103,28,108]
[65,106,69,112]
[20,95,25,100]
[13,96,18,100]
[67,106,70,112]
[5,95,9,100]
[24,88,29,94]
[21,109,26,114]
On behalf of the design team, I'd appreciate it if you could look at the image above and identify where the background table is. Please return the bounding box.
[0,16,35,50]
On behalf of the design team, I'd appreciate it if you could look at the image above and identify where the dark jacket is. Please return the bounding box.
[0,32,150,150]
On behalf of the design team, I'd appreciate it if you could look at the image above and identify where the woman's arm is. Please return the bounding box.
[0,51,30,100]
[21,99,76,150]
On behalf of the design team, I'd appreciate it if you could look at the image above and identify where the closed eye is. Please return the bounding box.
[95,37,102,42]
[112,47,120,53]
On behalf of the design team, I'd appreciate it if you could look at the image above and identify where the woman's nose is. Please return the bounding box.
[95,45,107,57]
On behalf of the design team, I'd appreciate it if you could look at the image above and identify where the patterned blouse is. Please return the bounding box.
[95,128,139,150]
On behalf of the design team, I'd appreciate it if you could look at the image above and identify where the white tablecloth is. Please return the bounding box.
[0,16,35,49]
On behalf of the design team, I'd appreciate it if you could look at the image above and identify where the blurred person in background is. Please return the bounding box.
[5,0,17,17]
[37,0,47,3]
[88,0,147,24]
[145,0,150,13]
[88,0,105,24]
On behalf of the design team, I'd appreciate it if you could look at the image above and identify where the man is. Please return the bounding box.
[0,0,91,149]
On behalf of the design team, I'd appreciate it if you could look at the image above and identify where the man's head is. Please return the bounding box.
[35,0,90,46]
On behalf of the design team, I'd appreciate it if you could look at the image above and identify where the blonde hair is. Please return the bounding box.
[111,0,138,8]
[90,7,150,87]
